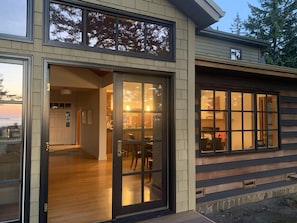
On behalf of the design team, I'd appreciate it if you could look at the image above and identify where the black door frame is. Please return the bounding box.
[112,72,176,221]
[39,59,176,223]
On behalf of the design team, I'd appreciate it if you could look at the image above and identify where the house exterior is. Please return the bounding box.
[195,29,297,213]
[0,0,297,223]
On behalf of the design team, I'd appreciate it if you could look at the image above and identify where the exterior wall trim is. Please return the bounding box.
[196,54,297,78]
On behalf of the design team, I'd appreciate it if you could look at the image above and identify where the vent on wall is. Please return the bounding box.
[243,179,256,189]
[196,188,205,198]
[286,173,297,181]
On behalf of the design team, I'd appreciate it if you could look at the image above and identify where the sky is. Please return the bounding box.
[211,0,261,33]
[0,0,27,36]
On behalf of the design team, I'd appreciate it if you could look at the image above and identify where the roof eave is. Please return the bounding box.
[169,0,225,29]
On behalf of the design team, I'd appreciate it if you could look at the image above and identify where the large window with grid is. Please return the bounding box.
[45,0,175,61]
[199,89,279,154]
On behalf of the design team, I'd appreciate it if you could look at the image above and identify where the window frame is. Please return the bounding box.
[198,88,280,155]
[0,54,32,223]
[0,0,33,42]
[44,0,176,61]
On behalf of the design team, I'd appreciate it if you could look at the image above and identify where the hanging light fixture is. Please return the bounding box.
[60,89,71,95]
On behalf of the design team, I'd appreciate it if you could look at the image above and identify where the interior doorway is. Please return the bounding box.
[41,62,172,223]
[47,64,113,223]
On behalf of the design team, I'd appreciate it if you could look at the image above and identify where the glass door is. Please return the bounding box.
[112,73,168,217]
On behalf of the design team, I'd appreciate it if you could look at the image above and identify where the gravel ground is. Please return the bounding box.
[204,193,297,223]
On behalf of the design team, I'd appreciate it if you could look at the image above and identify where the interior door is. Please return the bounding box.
[112,73,169,218]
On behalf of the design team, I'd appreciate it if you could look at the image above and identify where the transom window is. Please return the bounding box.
[0,0,33,40]
[46,1,174,61]
[199,89,279,154]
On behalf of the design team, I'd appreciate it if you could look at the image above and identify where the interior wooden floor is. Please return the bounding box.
[48,148,112,223]
[48,146,158,223]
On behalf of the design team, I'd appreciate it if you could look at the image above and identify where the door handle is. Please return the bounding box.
[117,139,123,157]
[46,142,50,152]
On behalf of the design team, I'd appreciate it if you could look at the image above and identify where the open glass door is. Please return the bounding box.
[113,73,169,218]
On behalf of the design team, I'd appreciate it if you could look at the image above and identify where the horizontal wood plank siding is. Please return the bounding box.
[195,35,261,63]
[195,73,297,207]
[197,181,297,203]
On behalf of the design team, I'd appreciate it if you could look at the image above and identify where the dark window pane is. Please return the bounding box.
[87,11,116,49]
[118,18,145,52]
[0,0,27,36]
[49,3,83,44]
[0,184,20,222]
[146,23,170,57]
[0,144,21,180]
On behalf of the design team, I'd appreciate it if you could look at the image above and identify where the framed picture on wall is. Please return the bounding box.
[87,110,93,125]
[82,110,86,124]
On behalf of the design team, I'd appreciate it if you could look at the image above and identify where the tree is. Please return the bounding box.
[230,13,244,35]
[243,0,297,68]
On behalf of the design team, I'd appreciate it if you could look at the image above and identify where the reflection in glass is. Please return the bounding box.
[146,23,170,57]
[243,93,253,110]
[49,3,83,44]
[123,112,142,129]
[149,142,162,172]
[231,111,242,130]
[123,82,142,111]
[268,130,278,147]
[118,18,145,52]
[243,112,253,130]
[0,144,21,180]
[0,63,23,101]
[216,111,227,131]
[0,104,22,135]
[151,113,162,141]
[0,0,27,36]
[244,131,254,149]
[201,90,214,110]
[122,175,141,206]
[0,184,20,222]
[144,173,162,202]
[0,61,23,222]
[268,95,278,112]
[87,11,116,49]
[231,92,242,110]
[144,83,163,111]
[215,91,227,110]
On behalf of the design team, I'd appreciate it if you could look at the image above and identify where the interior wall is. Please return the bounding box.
[77,90,100,158]
[49,91,77,145]
[50,65,103,159]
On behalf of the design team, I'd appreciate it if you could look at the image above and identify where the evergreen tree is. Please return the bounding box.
[230,13,244,35]
[243,0,297,68]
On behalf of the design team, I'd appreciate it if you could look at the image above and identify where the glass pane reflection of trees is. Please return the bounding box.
[48,1,173,59]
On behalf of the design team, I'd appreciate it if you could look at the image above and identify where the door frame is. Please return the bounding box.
[39,59,176,223]
[112,72,176,220]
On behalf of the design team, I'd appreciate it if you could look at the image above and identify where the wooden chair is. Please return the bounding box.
[129,133,142,170]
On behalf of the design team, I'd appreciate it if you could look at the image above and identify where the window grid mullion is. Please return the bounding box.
[228,90,232,153]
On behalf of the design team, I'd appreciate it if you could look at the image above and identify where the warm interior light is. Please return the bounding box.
[145,105,151,111]
[60,89,71,95]
[125,105,130,111]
